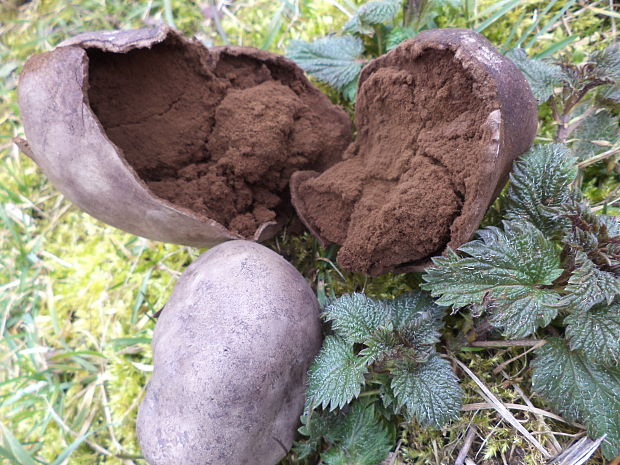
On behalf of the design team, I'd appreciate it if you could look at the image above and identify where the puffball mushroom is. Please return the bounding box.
[136,241,322,465]
[290,28,538,276]
[16,26,351,246]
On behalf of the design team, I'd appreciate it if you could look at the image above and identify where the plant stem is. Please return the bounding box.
[376,25,384,55]
[577,145,620,168]
[469,339,545,348]
[359,389,381,397]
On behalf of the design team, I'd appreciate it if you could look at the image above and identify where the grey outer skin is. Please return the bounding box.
[291,28,538,273]
[16,26,349,247]
[136,241,322,465]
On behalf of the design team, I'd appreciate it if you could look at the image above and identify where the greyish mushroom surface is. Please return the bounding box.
[136,240,322,465]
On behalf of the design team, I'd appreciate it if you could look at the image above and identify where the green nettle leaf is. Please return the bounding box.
[295,410,338,459]
[324,293,392,343]
[559,202,620,274]
[342,77,359,101]
[599,84,620,108]
[390,293,444,348]
[571,108,619,161]
[307,336,368,410]
[562,252,620,312]
[505,48,565,102]
[390,292,442,330]
[532,338,620,459]
[506,144,577,235]
[422,221,564,338]
[321,402,392,465]
[602,214,620,237]
[565,303,620,366]
[359,326,401,364]
[386,26,415,51]
[343,0,401,33]
[590,43,620,82]
[286,36,365,91]
[391,354,462,428]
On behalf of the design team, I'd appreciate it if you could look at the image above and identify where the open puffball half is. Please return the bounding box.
[16,26,351,247]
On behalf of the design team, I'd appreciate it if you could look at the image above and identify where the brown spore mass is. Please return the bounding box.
[86,37,350,238]
[292,47,499,275]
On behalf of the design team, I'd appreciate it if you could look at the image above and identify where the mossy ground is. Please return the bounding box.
[0,1,616,464]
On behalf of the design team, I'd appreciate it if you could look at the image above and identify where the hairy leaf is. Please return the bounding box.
[390,292,444,349]
[307,336,367,410]
[506,144,577,234]
[599,84,620,109]
[602,214,620,237]
[324,293,392,343]
[422,221,563,337]
[532,338,620,458]
[343,0,401,33]
[562,251,620,312]
[386,26,415,51]
[390,292,442,330]
[506,48,565,102]
[296,409,339,459]
[321,402,392,465]
[572,108,619,161]
[559,201,620,274]
[590,44,620,83]
[565,303,620,366]
[359,327,401,364]
[287,36,364,90]
[391,354,462,428]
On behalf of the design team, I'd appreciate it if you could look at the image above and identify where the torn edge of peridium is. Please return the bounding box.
[13,137,36,161]
[58,25,173,54]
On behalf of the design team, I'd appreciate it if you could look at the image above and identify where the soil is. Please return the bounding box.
[86,36,351,237]
[292,48,498,275]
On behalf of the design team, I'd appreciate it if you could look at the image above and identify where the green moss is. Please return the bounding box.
[0,0,614,464]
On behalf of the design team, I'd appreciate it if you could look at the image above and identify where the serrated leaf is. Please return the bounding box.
[422,221,563,338]
[565,303,620,366]
[386,26,415,51]
[506,144,577,235]
[389,292,444,348]
[532,338,620,459]
[343,0,401,33]
[558,201,620,274]
[391,354,462,428]
[342,76,359,102]
[307,336,368,410]
[296,409,339,459]
[506,48,565,102]
[359,326,400,364]
[572,108,619,161]
[286,36,364,91]
[324,293,392,343]
[321,402,392,465]
[601,215,620,237]
[562,252,620,312]
[590,44,620,82]
[599,84,620,109]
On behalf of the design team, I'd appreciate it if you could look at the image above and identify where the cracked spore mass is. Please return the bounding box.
[87,38,350,237]
[293,48,498,275]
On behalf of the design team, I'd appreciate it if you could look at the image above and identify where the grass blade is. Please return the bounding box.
[502,9,527,51]
[525,0,577,50]
[533,35,578,58]
[49,430,96,465]
[513,0,559,49]
[475,0,523,33]
[0,422,38,465]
